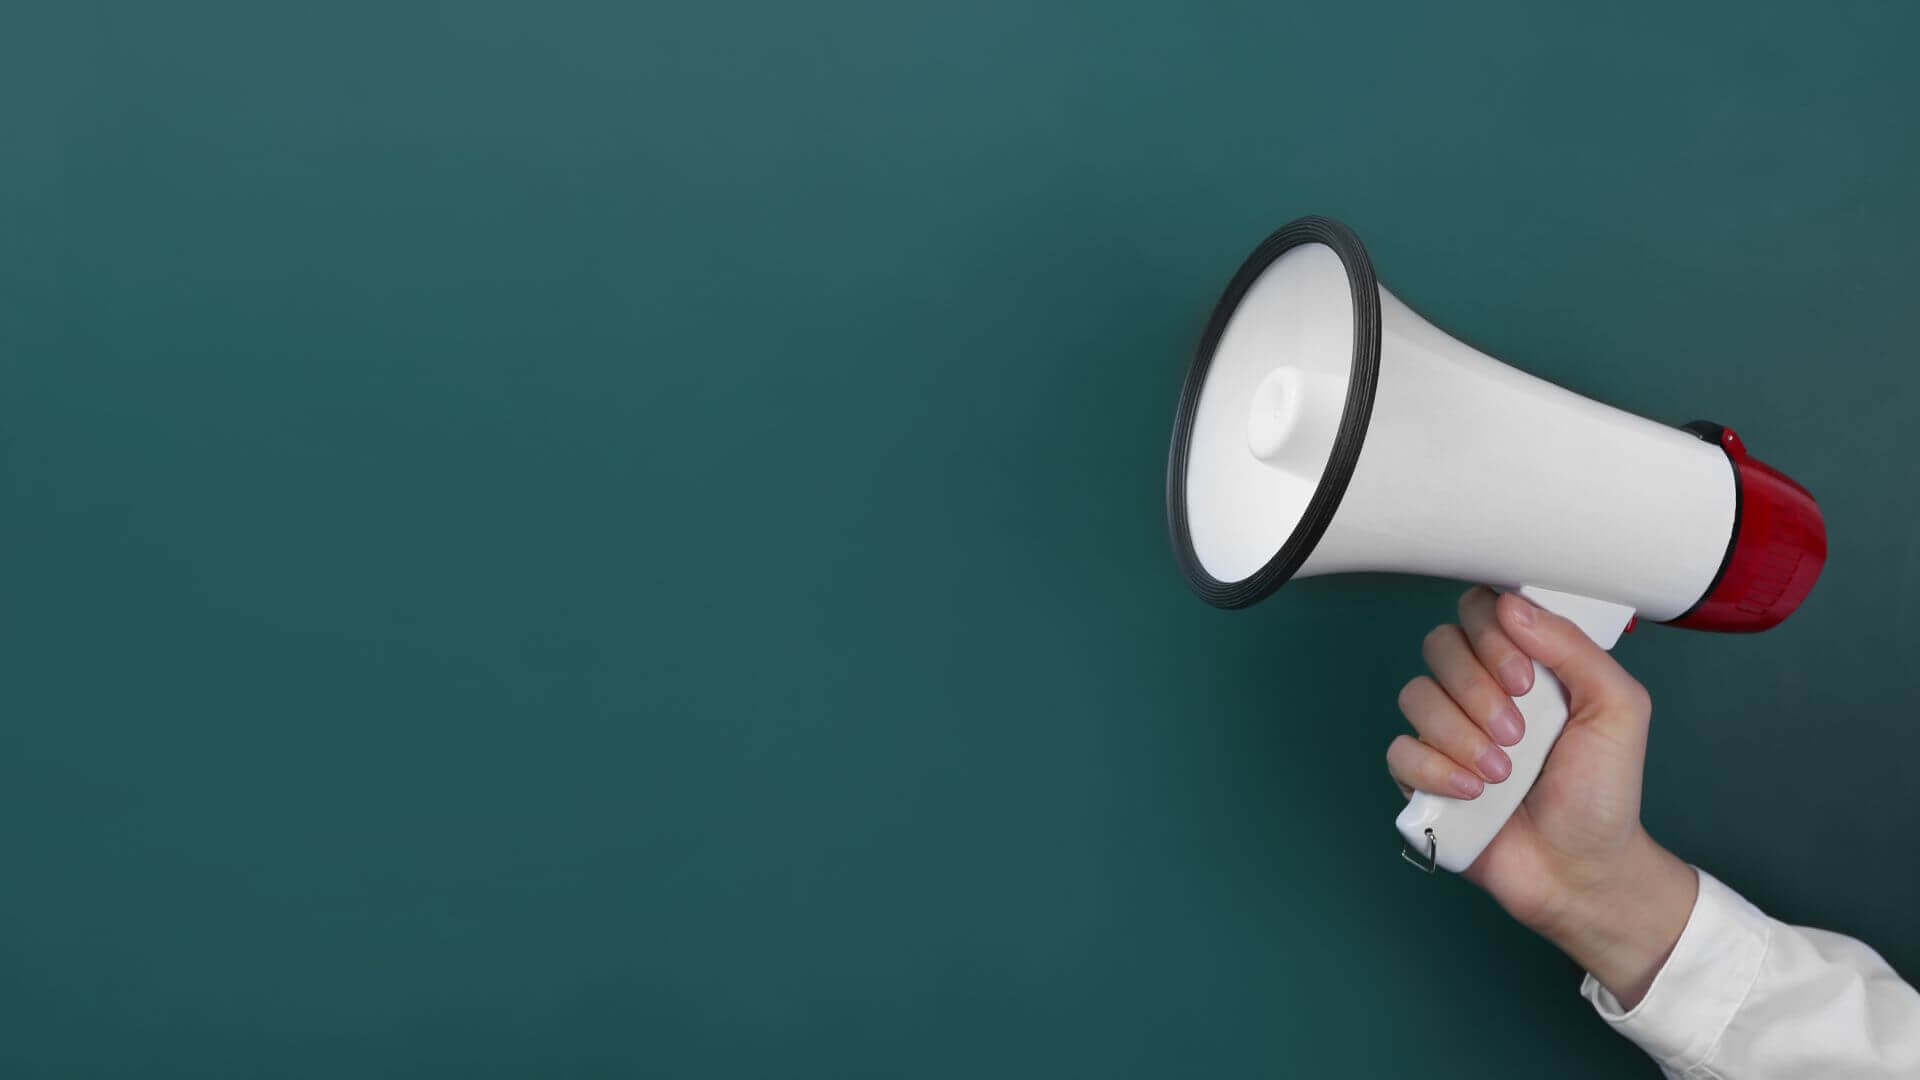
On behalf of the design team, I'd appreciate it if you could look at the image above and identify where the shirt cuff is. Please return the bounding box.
[1579,868,1771,1073]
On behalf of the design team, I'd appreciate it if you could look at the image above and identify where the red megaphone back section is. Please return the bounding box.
[1667,423,1827,633]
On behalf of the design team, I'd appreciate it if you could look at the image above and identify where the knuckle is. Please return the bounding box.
[1623,679,1652,714]
[1450,716,1488,755]
[1386,735,1417,770]
[1457,586,1491,620]
[1413,622,1451,657]
[1470,620,1511,656]
[1464,669,1506,711]
[1397,677,1430,711]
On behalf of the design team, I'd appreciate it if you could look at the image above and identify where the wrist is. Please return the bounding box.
[1537,832,1699,1009]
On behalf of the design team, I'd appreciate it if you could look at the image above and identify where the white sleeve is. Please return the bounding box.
[1579,868,1920,1079]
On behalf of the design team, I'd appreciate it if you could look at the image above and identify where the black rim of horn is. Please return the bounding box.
[1165,215,1383,610]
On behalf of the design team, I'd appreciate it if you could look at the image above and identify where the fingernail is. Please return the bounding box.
[1498,656,1534,697]
[1487,705,1525,746]
[1449,771,1484,799]
[1477,745,1512,782]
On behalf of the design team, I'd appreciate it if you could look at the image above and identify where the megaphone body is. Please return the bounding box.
[1167,218,1825,873]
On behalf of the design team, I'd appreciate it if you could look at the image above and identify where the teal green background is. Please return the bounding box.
[4,2,1917,1076]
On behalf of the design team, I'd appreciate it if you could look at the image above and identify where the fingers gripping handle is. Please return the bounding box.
[1397,660,1572,873]
[1395,587,1637,874]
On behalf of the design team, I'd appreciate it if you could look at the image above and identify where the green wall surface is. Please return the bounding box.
[4,2,1917,1076]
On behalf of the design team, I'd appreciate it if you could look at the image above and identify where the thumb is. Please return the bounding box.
[1495,591,1651,737]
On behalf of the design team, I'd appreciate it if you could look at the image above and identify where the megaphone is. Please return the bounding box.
[1166,216,1826,874]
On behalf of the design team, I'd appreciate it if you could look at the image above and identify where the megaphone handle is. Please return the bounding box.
[1394,586,1636,874]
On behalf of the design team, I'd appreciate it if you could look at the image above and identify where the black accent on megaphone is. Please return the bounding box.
[1166,216,1382,609]
[1666,420,1743,624]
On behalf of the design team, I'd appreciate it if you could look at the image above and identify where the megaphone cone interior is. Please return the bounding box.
[1168,219,1379,609]
[1173,225,1372,599]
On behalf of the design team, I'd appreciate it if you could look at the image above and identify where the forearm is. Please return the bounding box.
[1533,831,1698,1010]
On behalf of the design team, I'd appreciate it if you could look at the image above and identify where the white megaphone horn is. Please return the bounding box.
[1165,217,1826,874]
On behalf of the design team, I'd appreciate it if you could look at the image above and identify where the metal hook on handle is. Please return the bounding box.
[1400,827,1437,874]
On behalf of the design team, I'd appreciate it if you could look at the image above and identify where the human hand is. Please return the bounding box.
[1386,587,1698,1007]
